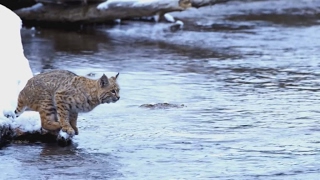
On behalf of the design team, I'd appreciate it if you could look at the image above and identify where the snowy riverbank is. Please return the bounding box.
[0,4,70,147]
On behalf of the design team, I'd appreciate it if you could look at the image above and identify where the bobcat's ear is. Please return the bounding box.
[115,72,119,79]
[99,74,109,87]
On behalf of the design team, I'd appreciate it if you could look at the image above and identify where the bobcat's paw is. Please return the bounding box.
[74,127,79,135]
[61,126,75,136]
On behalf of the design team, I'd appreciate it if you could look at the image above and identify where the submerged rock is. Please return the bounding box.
[140,103,185,109]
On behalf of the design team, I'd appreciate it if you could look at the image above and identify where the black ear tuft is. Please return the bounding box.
[115,72,119,79]
[99,74,109,87]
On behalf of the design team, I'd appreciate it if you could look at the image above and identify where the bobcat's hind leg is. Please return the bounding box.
[38,103,61,131]
[39,112,61,131]
[69,112,79,135]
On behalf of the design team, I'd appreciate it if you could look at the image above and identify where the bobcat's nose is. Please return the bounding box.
[117,97,120,100]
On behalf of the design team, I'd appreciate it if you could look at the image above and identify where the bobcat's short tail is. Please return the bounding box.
[14,97,27,118]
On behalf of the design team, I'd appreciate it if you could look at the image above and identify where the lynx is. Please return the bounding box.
[12,70,120,136]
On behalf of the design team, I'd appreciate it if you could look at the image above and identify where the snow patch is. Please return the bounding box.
[20,3,44,11]
[164,13,175,23]
[97,1,110,10]
[98,0,155,10]
[114,19,121,24]
[175,20,184,28]
[10,112,41,132]
[59,130,70,140]
[0,115,11,127]
[97,0,181,10]
[153,13,160,22]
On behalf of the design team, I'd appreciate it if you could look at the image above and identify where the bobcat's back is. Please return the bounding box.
[20,70,78,98]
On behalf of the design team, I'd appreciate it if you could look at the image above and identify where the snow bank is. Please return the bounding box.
[0,5,41,133]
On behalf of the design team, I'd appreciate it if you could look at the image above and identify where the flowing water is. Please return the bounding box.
[1,0,320,179]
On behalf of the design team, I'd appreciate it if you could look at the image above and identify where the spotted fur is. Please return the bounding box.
[14,70,120,136]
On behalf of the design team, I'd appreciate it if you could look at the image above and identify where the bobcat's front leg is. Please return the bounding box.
[55,94,75,136]
[58,110,75,136]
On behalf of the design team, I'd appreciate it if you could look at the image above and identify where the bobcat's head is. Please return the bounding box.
[97,73,120,104]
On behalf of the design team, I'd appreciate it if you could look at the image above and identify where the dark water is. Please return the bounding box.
[2,0,320,179]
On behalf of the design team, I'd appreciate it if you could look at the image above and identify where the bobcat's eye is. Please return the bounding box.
[111,90,116,94]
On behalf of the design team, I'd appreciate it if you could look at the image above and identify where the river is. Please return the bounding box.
[1,0,320,179]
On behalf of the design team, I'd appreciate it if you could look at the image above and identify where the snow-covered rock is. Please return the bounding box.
[0,5,64,139]
[0,5,72,143]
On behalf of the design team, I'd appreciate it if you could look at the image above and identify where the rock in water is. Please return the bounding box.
[140,103,185,109]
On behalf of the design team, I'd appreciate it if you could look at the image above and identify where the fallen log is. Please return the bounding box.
[15,0,192,24]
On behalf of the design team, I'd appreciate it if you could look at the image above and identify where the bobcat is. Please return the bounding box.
[12,70,120,136]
